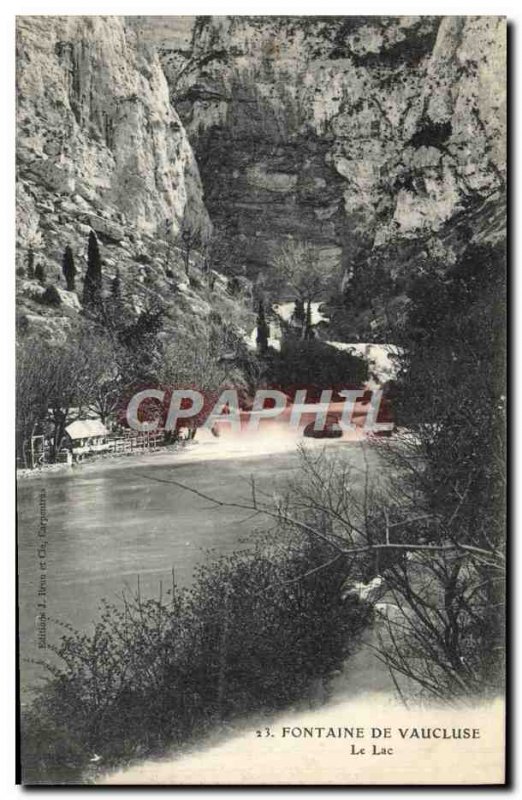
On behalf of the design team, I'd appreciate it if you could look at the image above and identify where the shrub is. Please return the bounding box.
[40,285,62,307]
[270,337,368,390]
[34,262,46,284]
[21,532,371,784]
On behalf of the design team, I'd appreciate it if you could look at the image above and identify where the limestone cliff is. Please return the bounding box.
[15,15,506,342]
[17,15,209,239]
[141,15,506,277]
[16,15,222,339]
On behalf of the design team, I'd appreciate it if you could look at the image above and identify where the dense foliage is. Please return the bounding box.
[22,531,371,784]
[375,240,506,699]
[270,336,368,391]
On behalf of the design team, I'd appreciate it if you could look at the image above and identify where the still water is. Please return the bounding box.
[17,441,379,695]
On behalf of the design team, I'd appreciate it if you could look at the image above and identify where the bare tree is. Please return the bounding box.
[137,443,505,704]
[17,331,119,461]
[80,330,124,424]
[16,338,53,466]
[272,240,334,304]
[177,218,201,278]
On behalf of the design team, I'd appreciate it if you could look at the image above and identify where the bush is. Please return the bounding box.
[34,262,46,284]
[22,532,371,784]
[270,337,368,391]
[40,285,62,307]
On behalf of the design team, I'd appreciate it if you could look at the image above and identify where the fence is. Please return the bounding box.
[103,429,166,455]
[19,430,170,469]
[72,429,167,460]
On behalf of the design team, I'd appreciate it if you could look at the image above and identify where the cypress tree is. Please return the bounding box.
[304,300,313,340]
[256,300,270,355]
[83,231,103,312]
[26,247,35,280]
[62,245,76,291]
[105,269,124,330]
[111,269,122,300]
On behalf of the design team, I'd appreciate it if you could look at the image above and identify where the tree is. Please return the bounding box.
[21,520,370,784]
[48,340,100,459]
[343,248,396,325]
[117,303,166,384]
[34,262,46,284]
[103,269,132,334]
[370,239,507,701]
[80,329,124,424]
[62,246,77,292]
[16,335,99,462]
[171,438,505,705]
[292,298,305,328]
[111,269,122,301]
[178,218,201,278]
[26,247,35,280]
[83,231,103,313]
[304,299,313,340]
[158,326,248,439]
[272,240,334,304]
[160,332,235,394]
[16,338,53,466]
[256,300,270,355]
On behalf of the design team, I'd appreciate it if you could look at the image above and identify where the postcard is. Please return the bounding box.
[16,14,506,785]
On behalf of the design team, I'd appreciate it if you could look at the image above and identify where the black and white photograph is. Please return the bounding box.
[14,12,506,786]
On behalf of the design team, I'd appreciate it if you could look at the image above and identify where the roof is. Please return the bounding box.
[65,419,108,440]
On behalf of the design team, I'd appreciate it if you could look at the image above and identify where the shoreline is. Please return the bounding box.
[16,428,375,482]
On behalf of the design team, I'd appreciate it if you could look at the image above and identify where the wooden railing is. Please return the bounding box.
[72,430,167,458]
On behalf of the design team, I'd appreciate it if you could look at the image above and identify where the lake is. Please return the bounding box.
[17,439,383,695]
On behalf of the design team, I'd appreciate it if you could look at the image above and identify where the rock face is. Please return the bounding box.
[15,15,506,341]
[139,15,506,276]
[16,15,215,337]
[17,15,209,240]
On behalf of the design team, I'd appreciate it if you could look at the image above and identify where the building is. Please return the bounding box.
[64,419,110,459]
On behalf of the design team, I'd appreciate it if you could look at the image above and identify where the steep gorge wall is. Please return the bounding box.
[16,16,223,339]
[15,15,506,341]
[17,15,210,243]
[142,15,506,279]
